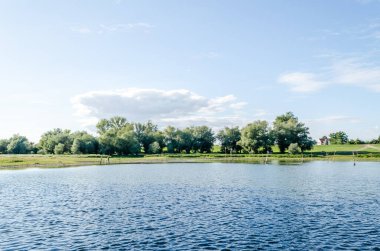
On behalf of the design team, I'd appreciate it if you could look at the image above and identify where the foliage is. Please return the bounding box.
[70,131,98,154]
[163,126,180,153]
[0,112,319,156]
[148,142,161,154]
[272,112,315,153]
[0,139,10,154]
[6,135,32,154]
[329,131,349,145]
[39,129,72,154]
[217,127,242,153]
[240,121,273,153]
[134,121,161,153]
[191,126,215,153]
[54,143,65,155]
[97,117,139,155]
[288,143,301,154]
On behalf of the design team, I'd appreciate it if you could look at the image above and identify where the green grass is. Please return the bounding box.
[1,144,380,169]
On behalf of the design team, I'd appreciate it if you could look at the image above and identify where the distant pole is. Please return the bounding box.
[353,151,356,166]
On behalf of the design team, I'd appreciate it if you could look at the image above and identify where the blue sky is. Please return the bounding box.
[1,0,380,142]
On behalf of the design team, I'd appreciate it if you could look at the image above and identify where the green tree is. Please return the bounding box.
[70,131,98,154]
[273,112,315,153]
[217,127,241,153]
[240,121,273,153]
[7,135,32,154]
[163,126,180,153]
[54,143,65,155]
[148,142,161,154]
[329,131,349,145]
[71,138,82,154]
[177,128,195,154]
[97,117,139,155]
[0,139,9,154]
[190,126,215,153]
[288,143,301,155]
[39,129,72,154]
[134,121,160,153]
[96,116,128,135]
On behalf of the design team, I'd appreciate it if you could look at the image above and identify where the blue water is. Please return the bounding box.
[0,162,379,250]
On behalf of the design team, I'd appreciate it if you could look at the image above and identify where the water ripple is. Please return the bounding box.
[0,162,380,250]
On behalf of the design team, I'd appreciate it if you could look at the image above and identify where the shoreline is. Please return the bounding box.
[1,154,380,169]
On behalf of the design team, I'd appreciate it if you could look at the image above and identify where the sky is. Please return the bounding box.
[1,0,380,142]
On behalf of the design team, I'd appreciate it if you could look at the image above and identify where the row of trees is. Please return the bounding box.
[0,112,316,155]
[328,131,380,145]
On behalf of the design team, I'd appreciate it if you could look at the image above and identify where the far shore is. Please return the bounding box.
[1,152,380,169]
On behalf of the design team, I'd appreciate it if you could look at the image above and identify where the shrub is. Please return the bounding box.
[288,143,301,155]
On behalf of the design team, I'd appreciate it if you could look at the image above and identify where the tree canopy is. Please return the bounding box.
[0,112,346,156]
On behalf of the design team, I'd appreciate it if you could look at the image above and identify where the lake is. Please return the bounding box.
[0,162,379,250]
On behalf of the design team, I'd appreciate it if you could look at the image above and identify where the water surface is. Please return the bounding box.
[0,162,379,250]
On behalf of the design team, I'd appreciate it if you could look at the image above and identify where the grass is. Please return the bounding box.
[1,144,380,169]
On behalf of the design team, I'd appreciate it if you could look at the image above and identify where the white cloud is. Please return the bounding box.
[192,51,222,60]
[307,115,361,124]
[70,26,92,34]
[71,88,249,130]
[99,23,154,33]
[71,22,154,34]
[279,58,380,93]
[278,72,327,93]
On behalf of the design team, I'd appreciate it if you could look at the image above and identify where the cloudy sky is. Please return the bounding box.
[1,0,380,142]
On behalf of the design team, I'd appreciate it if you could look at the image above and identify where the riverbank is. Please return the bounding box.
[1,152,380,169]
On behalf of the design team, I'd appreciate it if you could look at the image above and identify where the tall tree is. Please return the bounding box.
[217,127,241,153]
[192,126,215,153]
[163,126,180,153]
[39,129,72,154]
[97,117,139,155]
[272,112,315,153]
[329,131,349,145]
[134,121,160,153]
[0,139,9,154]
[70,131,99,154]
[7,135,32,154]
[240,121,273,153]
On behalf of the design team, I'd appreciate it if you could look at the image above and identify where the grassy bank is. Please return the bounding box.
[1,144,380,169]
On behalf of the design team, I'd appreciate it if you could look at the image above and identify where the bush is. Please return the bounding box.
[288,143,301,155]
[148,142,161,154]
[54,143,65,155]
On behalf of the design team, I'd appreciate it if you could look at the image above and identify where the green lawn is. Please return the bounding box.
[1,144,380,169]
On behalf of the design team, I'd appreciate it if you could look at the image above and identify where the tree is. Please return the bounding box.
[288,143,301,155]
[148,142,161,154]
[329,131,349,145]
[272,112,315,153]
[71,138,82,154]
[39,129,72,154]
[54,143,65,155]
[115,127,140,155]
[134,121,160,153]
[191,126,215,153]
[163,126,182,153]
[96,116,128,135]
[0,139,9,154]
[217,127,241,153]
[7,135,32,154]
[177,128,195,154]
[97,117,139,155]
[70,131,98,154]
[240,121,273,153]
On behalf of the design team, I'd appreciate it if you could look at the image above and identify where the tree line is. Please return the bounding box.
[327,131,380,145]
[0,112,321,155]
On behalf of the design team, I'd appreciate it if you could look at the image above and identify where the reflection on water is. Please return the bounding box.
[0,162,379,250]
